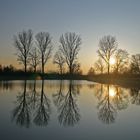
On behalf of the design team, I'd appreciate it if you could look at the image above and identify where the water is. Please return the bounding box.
[0,80,140,140]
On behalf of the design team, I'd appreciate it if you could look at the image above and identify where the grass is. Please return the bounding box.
[87,74,140,88]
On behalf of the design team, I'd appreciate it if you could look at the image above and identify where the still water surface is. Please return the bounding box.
[0,80,140,140]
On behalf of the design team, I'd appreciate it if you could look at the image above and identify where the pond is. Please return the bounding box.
[0,80,140,140]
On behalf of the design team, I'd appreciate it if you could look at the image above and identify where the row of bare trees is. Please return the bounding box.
[12,80,80,127]
[93,35,140,75]
[14,30,52,74]
[14,30,140,75]
[14,29,82,75]
[53,32,82,75]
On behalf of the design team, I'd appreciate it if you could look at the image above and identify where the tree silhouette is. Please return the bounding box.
[33,80,51,126]
[87,67,95,76]
[130,54,140,74]
[12,80,31,128]
[59,32,81,75]
[130,88,140,105]
[113,49,129,74]
[94,58,104,74]
[54,80,80,126]
[97,35,117,74]
[97,85,117,124]
[113,86,129,110]
[53,50,65,74]
[35,32,52,75]
[72,62,82,75]
[29,47,40,73]
[13,29,33,72]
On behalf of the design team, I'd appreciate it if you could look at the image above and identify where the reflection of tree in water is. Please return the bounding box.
[53,80,80,126]
[94,84,103,101]
[113,87,129,110]
[12,80,31,128]
[97,85,117,124]
[130,88,140,105]
[0,81,13,91]
[33,80,51,126]
[96,85,129,124]
[53,80,65,107]
[29,80,39,109]
[87,84,95,89]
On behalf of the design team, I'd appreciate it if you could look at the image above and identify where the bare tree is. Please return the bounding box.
[53,50,65,75]
[72,62,82,75]
[114,49,129,74]
[97,35,117,74]
[29,47,40,73]
[59,32,81,75]
[14,29,33,72]
[130,54,140,74]
[94,58,104,74]
[87,67,95,76]
[35,32,52,75]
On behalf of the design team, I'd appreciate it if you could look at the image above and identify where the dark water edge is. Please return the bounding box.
[0,74,140,88]
[0,73,87,80]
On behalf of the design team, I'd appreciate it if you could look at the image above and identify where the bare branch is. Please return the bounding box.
[13,29,33,72]
[35,32,53,74]
[97,35,117,74]
[59,32,81,75]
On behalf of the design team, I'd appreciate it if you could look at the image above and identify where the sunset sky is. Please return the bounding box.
[0,0,140,73]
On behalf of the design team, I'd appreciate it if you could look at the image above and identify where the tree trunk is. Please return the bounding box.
[34,66,36,73]
[42,56,44,74]
[25,59,27,73]
[34,59,37,73]
[116,68,118,74]
[69,63,73,75]
[107,63,110,75]
[60,65,62,75]
[101,67,103,74]
[42,63,44,74]
[69,66,72,75]
[41,79,44,104]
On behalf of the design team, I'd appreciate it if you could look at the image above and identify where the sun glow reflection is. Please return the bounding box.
[109,88,116,97]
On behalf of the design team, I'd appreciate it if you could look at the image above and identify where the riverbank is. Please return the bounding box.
[87,74,140,88]
[0,73,87,80]
[1,73,140,88]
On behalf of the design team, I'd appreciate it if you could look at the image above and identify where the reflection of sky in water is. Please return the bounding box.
[0,80,140,140]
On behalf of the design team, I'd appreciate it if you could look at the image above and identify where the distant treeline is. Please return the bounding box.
[0,64,86,80]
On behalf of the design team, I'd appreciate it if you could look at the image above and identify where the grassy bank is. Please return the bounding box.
[87,74,140,88]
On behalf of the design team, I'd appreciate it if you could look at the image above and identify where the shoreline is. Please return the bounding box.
[0,74,140,88]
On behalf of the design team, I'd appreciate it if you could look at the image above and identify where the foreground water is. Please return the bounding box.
[0,80,140,140]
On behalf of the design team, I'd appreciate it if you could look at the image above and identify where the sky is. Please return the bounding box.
[0,0,140,73]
